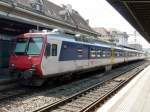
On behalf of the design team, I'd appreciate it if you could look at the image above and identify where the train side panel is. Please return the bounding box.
[40,35,146,77]
[41,40,127,76]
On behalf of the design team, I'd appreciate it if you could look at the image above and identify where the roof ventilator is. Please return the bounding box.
[30,0,43,12]
[59,4,73,21]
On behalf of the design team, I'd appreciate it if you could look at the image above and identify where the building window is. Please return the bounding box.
[52,44,57,56]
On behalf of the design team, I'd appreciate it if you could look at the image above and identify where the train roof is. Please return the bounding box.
[47,33,144,53]
[47,33,113,48]
[17,32,144,53]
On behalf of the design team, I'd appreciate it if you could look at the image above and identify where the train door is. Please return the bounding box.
[75,44,88,69]
[110,48,115,65]
[42,40,61,75]
[88,46,92,67]
[124,51,128,62]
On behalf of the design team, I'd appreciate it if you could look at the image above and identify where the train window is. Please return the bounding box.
[27,38,43,55]
[15,38,28,54]
[106,50,111,57]
[118,52,120,57]
[131,52,133,56]
[102,50,106,57]
[105,51,108,57]
[119,52,121,57]
[115,51,119,57]
[90,48,96,58]
[52,44,57,56]
[63,44,68,49]
[45,43,51,57]
[125,52,128,57]
[119,51,122,57]
[111,49,114,57]
[77,48,83,58]
[97,49,101,58]
[109,51,111,57]
[127,52,129,57]
[115,51,117,57]
[120,52,122,57]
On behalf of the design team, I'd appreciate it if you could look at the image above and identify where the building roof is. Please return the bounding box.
[11,0,94,33]
[93,27,109,36]
[107,28,129,38]
[107,28,121,33]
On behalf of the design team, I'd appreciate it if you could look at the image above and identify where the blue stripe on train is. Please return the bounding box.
[59,41,112,61]
[59,41,89,61]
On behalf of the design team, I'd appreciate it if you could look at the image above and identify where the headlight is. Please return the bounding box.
[11,64,15,67]
[32,64,36,68]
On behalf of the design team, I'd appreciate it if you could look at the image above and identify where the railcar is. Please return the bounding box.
[9,30,146,86]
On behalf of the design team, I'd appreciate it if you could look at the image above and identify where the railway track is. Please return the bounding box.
[0,86,33,101]
[0,61,148,112]
[0,78,37,102]
[0,61,140,102]
[33,61,150,112]
[0,79,19,92]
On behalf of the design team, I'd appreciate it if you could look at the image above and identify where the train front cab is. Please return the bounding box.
[9,33,47,85]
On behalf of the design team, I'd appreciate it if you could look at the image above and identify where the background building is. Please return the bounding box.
[143,48,150,57]
[0,0,97,68]
[93,27,113,42]
[108,28,128,46]
[129,44,143,51]
[94,27,129,46]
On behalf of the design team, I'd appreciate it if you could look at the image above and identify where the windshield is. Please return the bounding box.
[14,37,43,55]
[15,38,28,54]
[27,38,43,55]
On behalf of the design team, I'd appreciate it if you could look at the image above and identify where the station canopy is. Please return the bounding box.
[106,0,150,43]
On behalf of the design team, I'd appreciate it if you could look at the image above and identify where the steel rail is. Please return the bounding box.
[81,64,146,112]
[0,61,145,105]
[33,61,149,112]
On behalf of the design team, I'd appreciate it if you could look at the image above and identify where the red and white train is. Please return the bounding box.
[9,30,146,86]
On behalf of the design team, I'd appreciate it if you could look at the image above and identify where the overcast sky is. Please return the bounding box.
[50,0,150,48]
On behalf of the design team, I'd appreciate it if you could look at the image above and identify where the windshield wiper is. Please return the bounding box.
[14,51,28,55]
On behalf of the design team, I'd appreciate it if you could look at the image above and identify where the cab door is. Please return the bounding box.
[42,40,60,75]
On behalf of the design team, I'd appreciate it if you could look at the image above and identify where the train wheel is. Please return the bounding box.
[32,78,45,86]
[10,72,20,79]
[20,77,45,86]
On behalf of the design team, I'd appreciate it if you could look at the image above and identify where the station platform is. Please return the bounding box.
[97,65,150,112]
